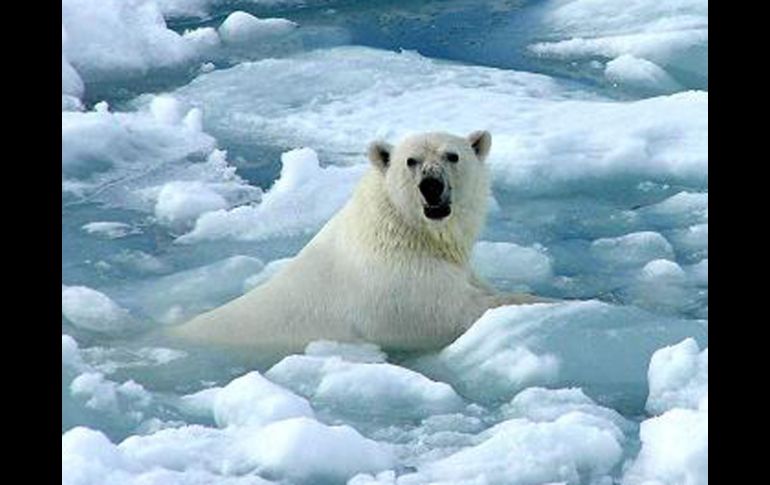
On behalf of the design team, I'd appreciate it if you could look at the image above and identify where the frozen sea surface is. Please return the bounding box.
[62,0,708,484]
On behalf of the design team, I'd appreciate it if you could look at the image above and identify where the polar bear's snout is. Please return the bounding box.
[420,175,452,220]
[419,176,447,205]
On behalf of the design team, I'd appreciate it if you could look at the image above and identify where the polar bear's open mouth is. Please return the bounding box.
[424,204,452,220]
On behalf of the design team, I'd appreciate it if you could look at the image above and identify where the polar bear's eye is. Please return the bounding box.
[407,157,420,167]
[445,152,459,163]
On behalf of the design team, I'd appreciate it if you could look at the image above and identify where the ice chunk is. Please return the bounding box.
[397,413,623,485]
[604,54,681,94]
[63,425,277,485]
[60,104,259,214]
[218,11,297,45]
[178,387,221,418]
[70,372,151,414]
[173,47,707,195]
[155,0,212,18]
[61,285,138,333]
[62,335,85,371]
[501,387,631,441]
[62,427,128,485]
[213,371,314,428]
[62,54,84,100]
[179,148,367,242]
[62,99,216,196]
[639,191,708,228]
[686,258,708,286]
[472,241,553,288]
[154,181,228,226]
[249,417,394,483]
[622,407,707,485]
[413,300,708,405]
[646,338,707,415]
[117,255,264,324]
[62,0,209,82]
[530,0,708,86]
[590,231,674,268]
[119,424,234,475]
[79,346,187,374]
[62,25,85,107]
[628,259,699,313]
[639,259,686,283]
[669,222,708,258]
[267,355,465,420]
[81,222,139,239]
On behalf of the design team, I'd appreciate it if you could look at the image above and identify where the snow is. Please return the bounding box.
[62,285,138,333]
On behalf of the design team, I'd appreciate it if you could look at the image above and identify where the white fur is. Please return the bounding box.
[168,132,542,352]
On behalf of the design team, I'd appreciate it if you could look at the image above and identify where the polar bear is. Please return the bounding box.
[168,131,546,352]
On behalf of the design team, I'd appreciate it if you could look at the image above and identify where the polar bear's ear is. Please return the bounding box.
[368,140,393,172]
[468,131,492,162]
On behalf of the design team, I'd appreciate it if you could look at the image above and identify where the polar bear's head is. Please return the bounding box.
[367,131,491,230]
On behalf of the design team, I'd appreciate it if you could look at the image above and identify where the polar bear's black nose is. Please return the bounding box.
[419,177,446,206]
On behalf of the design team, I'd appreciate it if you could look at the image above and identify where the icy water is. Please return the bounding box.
[62,0,708,484]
